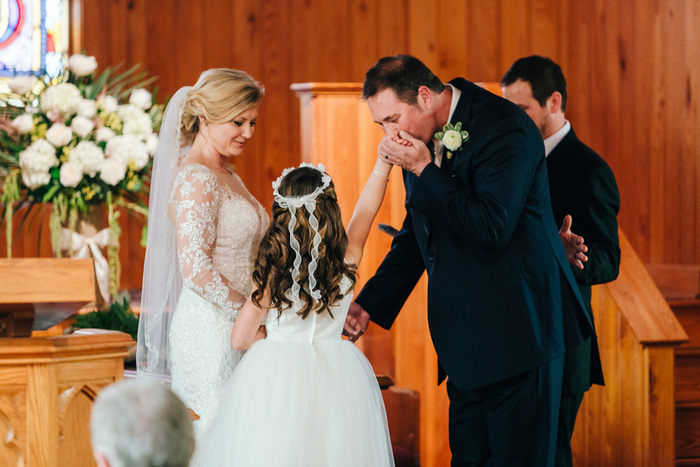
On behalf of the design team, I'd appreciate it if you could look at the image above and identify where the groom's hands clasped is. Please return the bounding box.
[380,131,431,176]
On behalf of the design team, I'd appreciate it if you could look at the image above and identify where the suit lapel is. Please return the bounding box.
[440,79,474,173]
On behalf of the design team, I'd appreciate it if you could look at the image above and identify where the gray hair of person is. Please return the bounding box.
[500,55,568,111]
[90,378,194,467]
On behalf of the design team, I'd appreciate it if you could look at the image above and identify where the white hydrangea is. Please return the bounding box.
[98,95,119,113]
[12,114,34,134]
[70,141,105,177]
[96,126,116,143]
[8,76,38,94]
[78,98,98,119]
[71,116,95,138]
[68,54,98,76]
[41,83,82,122]
[99,157,128,186]
[129,88,152,110]
[19,139,58,189]
[146,133,159,155]
[45,123,74,147]
[122,111,153,141]
[59,161,84,187]
[106,135,149,171]
[118,104,146,123]
[21,170,51,189]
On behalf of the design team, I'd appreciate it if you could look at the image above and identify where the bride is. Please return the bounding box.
[136,69,268,455]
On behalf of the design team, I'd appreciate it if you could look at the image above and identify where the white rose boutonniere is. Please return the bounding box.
[434,122,469,159]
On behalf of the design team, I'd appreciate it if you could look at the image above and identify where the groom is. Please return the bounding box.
[346,55,593,466]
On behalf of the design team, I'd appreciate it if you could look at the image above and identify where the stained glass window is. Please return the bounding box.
[0,0,66,79]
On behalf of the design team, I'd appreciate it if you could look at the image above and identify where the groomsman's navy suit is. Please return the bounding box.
[355,79,594,464]
[546,126,620,465]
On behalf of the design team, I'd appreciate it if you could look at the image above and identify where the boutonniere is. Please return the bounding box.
[434,122,469,159]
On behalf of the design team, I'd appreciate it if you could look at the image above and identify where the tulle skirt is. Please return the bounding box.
[199,338,395,466]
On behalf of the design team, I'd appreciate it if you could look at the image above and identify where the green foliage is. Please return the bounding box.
[72,293,139,341]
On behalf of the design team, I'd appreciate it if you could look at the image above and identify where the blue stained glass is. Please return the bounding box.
[0,0,65,78]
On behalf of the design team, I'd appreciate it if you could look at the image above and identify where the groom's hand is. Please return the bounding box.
[380,131,431,176]
[343,302,371,342]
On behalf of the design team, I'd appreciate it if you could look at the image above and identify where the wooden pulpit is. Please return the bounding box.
[0,259,135,466]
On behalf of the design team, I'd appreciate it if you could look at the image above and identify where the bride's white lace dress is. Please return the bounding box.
[167,163,268,452]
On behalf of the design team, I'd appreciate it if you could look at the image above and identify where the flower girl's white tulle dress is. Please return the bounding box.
[200,276,395,466]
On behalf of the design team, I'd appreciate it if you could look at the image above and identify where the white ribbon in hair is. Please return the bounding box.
[272,163,330,312]
[60,227,111,303]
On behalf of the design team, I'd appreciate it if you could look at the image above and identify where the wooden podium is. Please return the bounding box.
[0,259,135,466]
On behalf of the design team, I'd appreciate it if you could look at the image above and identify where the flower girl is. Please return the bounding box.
[200,157,395,466]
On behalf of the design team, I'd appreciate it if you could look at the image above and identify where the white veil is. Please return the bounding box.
[136,86,192,381]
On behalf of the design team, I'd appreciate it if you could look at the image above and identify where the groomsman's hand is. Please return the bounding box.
[559,215,588,269]
[343,302,370,342]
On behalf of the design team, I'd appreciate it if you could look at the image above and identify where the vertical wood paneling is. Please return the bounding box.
[0,1,696,463]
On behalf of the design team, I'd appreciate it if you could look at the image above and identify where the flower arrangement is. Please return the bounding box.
[434,121,469,159]
[0,54,164,299]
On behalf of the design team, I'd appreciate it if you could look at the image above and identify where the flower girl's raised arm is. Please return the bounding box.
[345,156,392,266]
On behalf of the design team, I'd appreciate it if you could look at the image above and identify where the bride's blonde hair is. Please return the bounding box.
[179,68,264,147]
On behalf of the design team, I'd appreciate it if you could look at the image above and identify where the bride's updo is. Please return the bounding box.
[179,68,264,147]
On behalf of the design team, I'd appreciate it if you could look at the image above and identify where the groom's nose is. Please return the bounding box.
[383,122,399,137]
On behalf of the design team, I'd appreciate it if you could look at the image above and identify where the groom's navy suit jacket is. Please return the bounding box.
[355,79,594,391]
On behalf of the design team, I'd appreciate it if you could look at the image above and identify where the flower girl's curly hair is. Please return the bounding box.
[251,167,357,319]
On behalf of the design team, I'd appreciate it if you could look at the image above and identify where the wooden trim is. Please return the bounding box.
[0,259,95,304]
[606,230,689,345]
[290,82,364,95]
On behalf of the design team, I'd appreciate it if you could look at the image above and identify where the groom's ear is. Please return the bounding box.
[416,85,433,110]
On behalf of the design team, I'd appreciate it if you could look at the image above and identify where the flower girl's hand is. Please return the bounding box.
[343,302,370,343]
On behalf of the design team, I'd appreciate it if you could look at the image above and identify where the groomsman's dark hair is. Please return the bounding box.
[362,55,444,104]
[500,55,568,111]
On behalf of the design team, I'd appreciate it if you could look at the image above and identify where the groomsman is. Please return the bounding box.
[501,55,621,467]
[345,55,593,466]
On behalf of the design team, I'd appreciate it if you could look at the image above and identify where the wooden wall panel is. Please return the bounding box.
[1,0,694,286]
[2,1,699,462]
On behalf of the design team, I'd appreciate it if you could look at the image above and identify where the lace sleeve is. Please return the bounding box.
[170,165,245,315]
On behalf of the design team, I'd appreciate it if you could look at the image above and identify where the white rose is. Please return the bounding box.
[12,114,34,134]
[59,161,83,187]
[8,76,38,94]
[146,133,159,155]
[96,126,116,142]
[71,116,95,138]
[19,139,58,174]
[129,89,152,110]
[41,83,82,121]
[442,130,463,151]
[69,140,105,176]
[122,111,153,141]
[98,95,119,113]
[21,170,51,189]
[68,54,98,76]
[106,134,149,171]
[78,99,98,118]
[99,157,127,186]
[45,123,73,147]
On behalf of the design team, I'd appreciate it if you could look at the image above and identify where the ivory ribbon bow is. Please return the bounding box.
[60,227,112,303]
